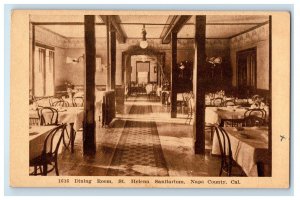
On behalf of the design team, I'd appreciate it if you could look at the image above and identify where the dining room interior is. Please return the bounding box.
[28,14,272,177]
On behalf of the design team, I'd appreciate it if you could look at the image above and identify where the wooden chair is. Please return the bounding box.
[30,124,66,176]
[244,108,266,118]
[214,126,245,176]
[243,115,265,127]
[39,107,59,125]
[212,97,224,107]
[39,107,71,148]
[222,99,236,106]
[29,109,41,126]
[244,108,266,125]
[72,96,84,107]
[49,96,62,106]
[52,100,69,107]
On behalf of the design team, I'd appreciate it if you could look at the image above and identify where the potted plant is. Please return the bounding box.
[64,81,74,98]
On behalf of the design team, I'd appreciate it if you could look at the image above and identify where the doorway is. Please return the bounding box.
[136,61,150,84]
[236,47,257,97]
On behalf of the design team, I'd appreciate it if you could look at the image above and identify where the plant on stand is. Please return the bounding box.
[64,81,74,99]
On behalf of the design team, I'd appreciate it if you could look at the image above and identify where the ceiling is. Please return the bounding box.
[31,15,269,40]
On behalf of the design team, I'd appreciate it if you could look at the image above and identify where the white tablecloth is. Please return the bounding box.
[29,125,57,160]
[205,107,247,125]
[211,127,269,176]
[30,107,84,131]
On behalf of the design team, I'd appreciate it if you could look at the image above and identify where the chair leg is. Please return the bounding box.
[219,166,223,176]
[219,160,225,176]
[63,128,71,148]
[187,115,192,125]
[38,165,43,175]
[210,126,214,141]
[42,163,48,176]
[54,161,59,176]
[33,166,37,176]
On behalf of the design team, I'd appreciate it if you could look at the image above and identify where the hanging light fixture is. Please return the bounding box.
[139,24,148,49]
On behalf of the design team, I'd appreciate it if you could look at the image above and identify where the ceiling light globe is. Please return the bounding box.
[140,40,148,49]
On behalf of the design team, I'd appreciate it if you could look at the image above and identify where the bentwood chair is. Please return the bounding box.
[72,96,84,107]
[29,109,41,126]
[214,126,245,176]
[39,107,59,126]
[52,100,69,107]
[243,108,266,126]
[30,124,66,176]
[213,97,224,107]
[243,115,265,127]
[244,108,266,118]
[221,99,236,107]
[49,96,62,106]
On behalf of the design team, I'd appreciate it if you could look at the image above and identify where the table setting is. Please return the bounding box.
[211,126,269,176]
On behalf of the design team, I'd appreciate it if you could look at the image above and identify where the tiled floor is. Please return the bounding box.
[47,95,221,176]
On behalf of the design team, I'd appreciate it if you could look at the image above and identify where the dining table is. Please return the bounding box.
[211,126,270,176]
[29,125,58,160]
[205,106,248,126]
[29,106,84,153]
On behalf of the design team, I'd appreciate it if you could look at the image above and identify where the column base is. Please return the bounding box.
[171,111,177,118]
[194,141,205,155]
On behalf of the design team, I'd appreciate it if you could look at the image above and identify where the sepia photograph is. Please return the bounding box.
[9,10,291,188]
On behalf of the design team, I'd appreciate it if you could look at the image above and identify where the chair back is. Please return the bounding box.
[52,100,69,107]
[213,98,224,107]
[72,96,84,107]
[40,107,59,125]
[214,126,233,176]
[244,108,266,119]
[43,124,66,157]
[36,124,66,176]
[49,97,62,106]
[243,115,265,127]
[29,109,41,126]
[222,99,235,106]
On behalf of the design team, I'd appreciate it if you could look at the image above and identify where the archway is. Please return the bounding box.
[121,45,166,96]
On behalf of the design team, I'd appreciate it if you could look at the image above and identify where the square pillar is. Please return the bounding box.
[193,15,206,154]
[83,15,96,155]
[110,29,116,90]
[171,32,177,118]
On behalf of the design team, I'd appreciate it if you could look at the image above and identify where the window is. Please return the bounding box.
[33,43,55,96]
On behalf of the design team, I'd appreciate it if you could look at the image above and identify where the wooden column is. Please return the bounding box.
[193,15,206,154]
[83,15,96,155]
[121,52,125,86]
[106,16,111,90]
[171,32,177,118]
[110,28,116,90]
